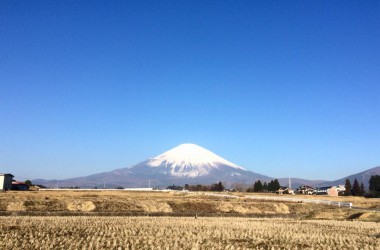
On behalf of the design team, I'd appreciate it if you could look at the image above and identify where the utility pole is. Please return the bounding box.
[148,179,151,188]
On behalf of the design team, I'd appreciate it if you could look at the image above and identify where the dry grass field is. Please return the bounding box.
[1,216,379,249]
[1,190,379,221]
[1,190,379,249]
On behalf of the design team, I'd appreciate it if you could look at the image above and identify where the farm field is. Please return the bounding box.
[1,190,379,221]
[1,216,379,249]
[1,190,379,249]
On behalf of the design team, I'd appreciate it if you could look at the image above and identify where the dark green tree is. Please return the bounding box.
[352,179,360,196]
[369,175,380,197]
[360,182,365,196]
[167,185,183,191]
[344,179,352,196]
[253,180,263,192]
[369,175,380,192]
[267,180,273,192]
[263,182,268,191]
[217,181,224,192]
[25,180,32,186]
[273,179,281,191]
[210,182,224,192]
[267,179,280,192]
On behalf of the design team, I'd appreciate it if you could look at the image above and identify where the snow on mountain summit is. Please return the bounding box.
[146,143,246,177]
[35,143,271,187]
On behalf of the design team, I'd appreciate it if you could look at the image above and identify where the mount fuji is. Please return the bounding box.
[36,144,271,188]
[132,143,248,178]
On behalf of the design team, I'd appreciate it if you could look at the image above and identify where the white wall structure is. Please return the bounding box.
[0,174,14,191]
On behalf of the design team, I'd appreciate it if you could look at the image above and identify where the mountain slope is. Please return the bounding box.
[36,144,271,188]
[318,166,380,188]
[278,167,380,188]
[278,178,328,188]
[33,144,379,189]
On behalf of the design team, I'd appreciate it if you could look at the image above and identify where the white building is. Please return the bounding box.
[313,185,346,196]
[0,173,14,191]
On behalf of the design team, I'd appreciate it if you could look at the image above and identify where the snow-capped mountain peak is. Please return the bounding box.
[34,143,271,187]
[146,143,246,177]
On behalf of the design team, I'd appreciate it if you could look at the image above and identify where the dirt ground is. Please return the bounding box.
[0,190,379,221]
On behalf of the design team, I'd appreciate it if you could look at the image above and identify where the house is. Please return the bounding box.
[277,187,295,195]
[335,185,346,193]
[0,173,14,191]
[11,181,30,191]
[313,186,332,195]
[313,185,345,196]
[296,185,315,195]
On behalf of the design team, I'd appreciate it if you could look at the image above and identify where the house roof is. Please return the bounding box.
[315,186,333,190]
[298,185,313,189]
[12,181,28,185]
[0,173,14,177]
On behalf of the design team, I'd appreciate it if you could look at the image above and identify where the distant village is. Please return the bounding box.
[279,184,346,196]
[0,174,41,191]
[1,173,380,198]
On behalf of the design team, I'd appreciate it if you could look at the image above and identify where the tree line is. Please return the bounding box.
[167,182,225,192]
[238,175,380,197]
[343,176,380,197]
[367,175,380,197]
[344,178,365,196]
[246,179,281,193]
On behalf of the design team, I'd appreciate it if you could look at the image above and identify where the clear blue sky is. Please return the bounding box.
[1,1,379,181]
